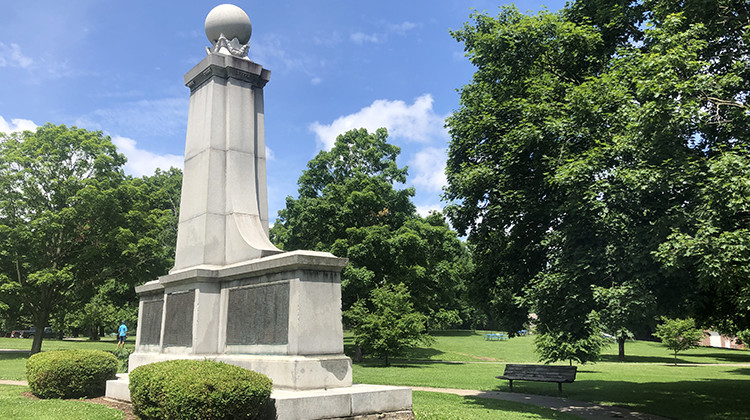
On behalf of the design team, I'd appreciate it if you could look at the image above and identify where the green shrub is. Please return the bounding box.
[110,347,133,372]
[129,359,273,420]
[26,349,118,398]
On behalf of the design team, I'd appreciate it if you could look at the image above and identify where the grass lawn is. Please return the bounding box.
[1,332,748,419]
[412,391,578,419]
[0,338,134,380]
[0,385,123,420]
[0,337,132,352]
[347,331,750,420]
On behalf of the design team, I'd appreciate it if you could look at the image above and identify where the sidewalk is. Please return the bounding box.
[0,379,28,386]
[411,386,670,420]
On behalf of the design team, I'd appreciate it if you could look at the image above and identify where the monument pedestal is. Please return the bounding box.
[105,250,412,418]
[105,7,412,417]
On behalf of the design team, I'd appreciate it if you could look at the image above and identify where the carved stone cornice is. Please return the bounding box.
[184,53,271,92]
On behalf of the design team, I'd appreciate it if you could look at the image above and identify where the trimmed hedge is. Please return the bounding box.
[130,359,273,420]
[26,349,118,398]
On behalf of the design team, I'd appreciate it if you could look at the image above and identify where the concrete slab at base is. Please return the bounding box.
[272,384,412,420]
[105,374,131,402]
[106,374,412,420]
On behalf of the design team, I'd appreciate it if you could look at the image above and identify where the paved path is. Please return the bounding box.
[411,386,671,420]
[0,379,28,386]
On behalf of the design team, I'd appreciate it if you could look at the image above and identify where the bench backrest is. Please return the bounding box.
[503,364,577,381]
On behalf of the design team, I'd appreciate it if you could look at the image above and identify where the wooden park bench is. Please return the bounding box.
[496,364,577,392]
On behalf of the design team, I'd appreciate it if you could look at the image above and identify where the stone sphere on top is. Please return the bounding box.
[205,4,252,45]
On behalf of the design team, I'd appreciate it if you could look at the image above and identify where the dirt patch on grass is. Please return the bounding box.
[22,391,136,420]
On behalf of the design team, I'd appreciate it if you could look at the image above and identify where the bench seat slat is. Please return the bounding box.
[496,364,577,392]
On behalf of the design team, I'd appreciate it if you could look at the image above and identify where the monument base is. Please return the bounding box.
[106,375,413,420]
[128,352,352,390]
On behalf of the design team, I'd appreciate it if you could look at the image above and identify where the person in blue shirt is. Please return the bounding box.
[117,321,128,349]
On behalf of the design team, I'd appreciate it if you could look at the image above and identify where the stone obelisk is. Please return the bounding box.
[106,5,412,419]
[172,6,281,272]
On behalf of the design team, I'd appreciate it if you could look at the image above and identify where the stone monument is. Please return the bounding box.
[105,5,413,419]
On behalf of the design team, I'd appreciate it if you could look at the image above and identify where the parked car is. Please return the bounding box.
[11,327,56,338]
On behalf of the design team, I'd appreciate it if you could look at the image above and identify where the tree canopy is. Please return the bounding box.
[446,0,749,361]
[271,128,472,328]
[0,124,179,351]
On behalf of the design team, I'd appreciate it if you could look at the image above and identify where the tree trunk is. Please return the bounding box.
[354,343,362,363]
[30,313,49,354]
[618,336,626,361]
[89,326,100,341]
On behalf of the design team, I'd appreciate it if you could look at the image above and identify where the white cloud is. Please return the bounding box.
[112,135,183,177]
[388,21,418,35]
[265,146,275,161]
[415,203,443,217]
[411,147,447,193]
[309,94,447,150]
[0,42,33,69]
[350,32,380,44]
[251,35,307,73]
[350,21,419,45]
[0,116,37,133]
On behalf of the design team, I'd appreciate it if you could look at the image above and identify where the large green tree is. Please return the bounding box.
[0,124,178,352]
[271,128,471,327]
[446,0,749,362]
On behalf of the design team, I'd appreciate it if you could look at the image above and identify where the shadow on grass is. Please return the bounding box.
[598,354,676,363]
[491,377,750,420]
[0,353,30,362]
[687,349,750,364]
[728,367,750,376]
[428,330,481,337]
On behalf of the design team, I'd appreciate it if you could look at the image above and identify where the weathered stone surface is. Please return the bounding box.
[226,281,289,345]
[139,299,163,345]
[172,52,279,274]
[162,290,194,347]
[112,6,413,418]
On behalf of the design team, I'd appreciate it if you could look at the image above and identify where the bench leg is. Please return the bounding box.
[508,380,513,392]
[558,382,562,393]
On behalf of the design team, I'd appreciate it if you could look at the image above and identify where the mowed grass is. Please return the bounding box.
[0,338,134,381]
[0,385,123,420]
[412,391,578,419]
[348,330,750,420]
[1,333,748,419]
[0,337,131,352]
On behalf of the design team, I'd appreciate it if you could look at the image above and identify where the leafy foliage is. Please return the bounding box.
[344,283,431,366]
[654,317,705,365]
[129,360,272,420]
[271,128,471,327]
[25,349,117,398]
[445,0,750,363]
[0,124,180,349]
[592,283,655,361]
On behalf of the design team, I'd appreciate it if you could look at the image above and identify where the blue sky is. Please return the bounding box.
[0,1,566,223]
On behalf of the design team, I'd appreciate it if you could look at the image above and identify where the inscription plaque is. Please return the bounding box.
[163,290,194,347]
[140,299,164,345]
[226,281,289,345]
